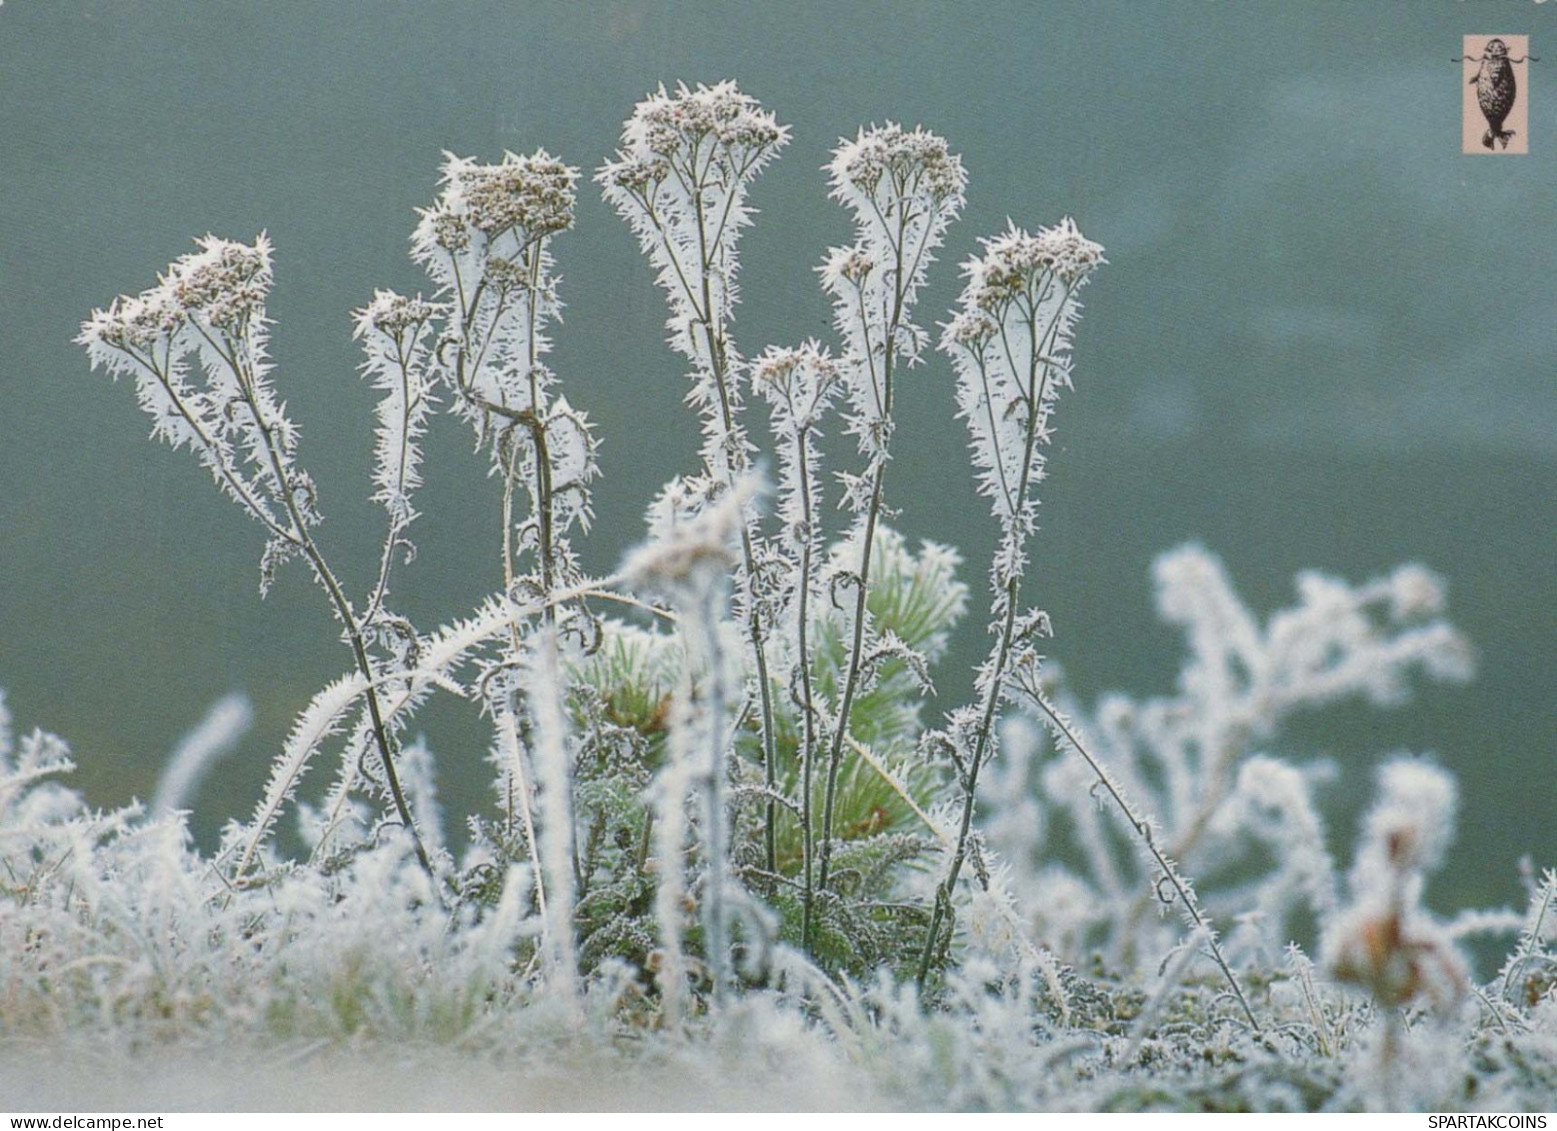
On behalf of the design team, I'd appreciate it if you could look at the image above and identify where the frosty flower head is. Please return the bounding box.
[425,204,471,252]
[830,122,967,206]
[165,235,274,331]
[754,343,840,434]
[454,150,577,239]
[482,256,529,289]
[78,287,185,356]
[78,235,271,361]
[600,153,671,193]
[945,308,999,350]
[967,220,1104,312]
[630,81,786,159]
[753,343,838,395]
[820,244,874,289]
[417,150,577,261]
[600,81,788,206]
[353,290,441,338]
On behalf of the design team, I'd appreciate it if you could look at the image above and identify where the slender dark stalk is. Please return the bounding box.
[689,186,781,878]
[817,225,907,893]
[915,286,1063,985]
[208,315,433,879]
[1023,688,1263,1036]
[795,427,820,950]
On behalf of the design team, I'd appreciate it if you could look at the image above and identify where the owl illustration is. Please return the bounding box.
[1470,38,1519,150]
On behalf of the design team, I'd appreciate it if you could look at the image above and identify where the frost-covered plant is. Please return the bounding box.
[983,545,1476,975]
[918,218,1103,984]
[77,235,439,878]
[813,124,966,909]
[599,83,789,870]
[18,80,1548,1110]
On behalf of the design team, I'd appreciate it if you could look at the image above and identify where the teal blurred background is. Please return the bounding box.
[1,1,1550,912]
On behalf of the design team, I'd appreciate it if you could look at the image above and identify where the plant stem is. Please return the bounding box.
[205,316,433,879]
[689,186,780,879]
[1024,688,1263,1036]
[795,430,819,951]
[915,286,1062,985]
[817,227,907,894]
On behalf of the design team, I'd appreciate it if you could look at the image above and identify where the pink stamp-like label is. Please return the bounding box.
[1460,35,1533,154]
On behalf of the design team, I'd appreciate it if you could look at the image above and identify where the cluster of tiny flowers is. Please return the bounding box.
[423,152,577,253]
[832,122,966,201]
[166,235,274,330]
[823,244,874,286]
[968,219,1105,311]
[79,288,183,352]
[427,206,471,252]
[944,308,1000,350]
[753,342,838,393]
[78,235,272,355]
[355,290,442,337]
[602,81,787,195]
[458,150,577,238]
[634,80,785,157]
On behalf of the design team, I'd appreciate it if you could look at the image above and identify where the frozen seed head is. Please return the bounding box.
[830,122,966,203]
[78,287,184,354]
[456,150,577,238]
[420,151,577,256]
[753,342,837,392]
[967,219,1105,311]
[819,244,875,290]
[631,80,786,158]
[481,256,529,289]
[426,203,471,252]
[166,234,274,330]
[601,153,671,193]
[353,290,442,338]
[945,308,999,350]
[78,235,272,359]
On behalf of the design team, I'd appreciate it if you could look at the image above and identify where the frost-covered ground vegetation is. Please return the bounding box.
[4,83,1552,1111]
